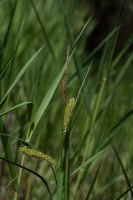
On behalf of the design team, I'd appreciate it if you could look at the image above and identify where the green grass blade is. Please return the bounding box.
[0,45,45,107]
[116,186,133,200]
[28,46,75,140]
[0,55,15,79]
[72,17,92,52]
[0,176,18,195]
[84,156,103,200]
[30,0,55,61]
[0,0,18,57]
[61,0,92,118]
[101,109,133,149]
[28,65,65,141]
[0,118,18,191]
[82,27,119,67]
[112,143,133,198]
[56,171,64,200]
[70,146,110,177]
[0,101,33,117]
[112,34,133,69]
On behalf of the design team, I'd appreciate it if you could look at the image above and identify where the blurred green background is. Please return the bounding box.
[0,0,133,199]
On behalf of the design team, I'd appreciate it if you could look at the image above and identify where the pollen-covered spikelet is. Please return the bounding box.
[63,97,75,133]
[18,146,57,165]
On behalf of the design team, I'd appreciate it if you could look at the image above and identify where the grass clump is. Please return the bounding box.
[0,0,133,200]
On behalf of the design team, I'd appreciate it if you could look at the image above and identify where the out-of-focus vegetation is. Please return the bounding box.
[0,0,133,199]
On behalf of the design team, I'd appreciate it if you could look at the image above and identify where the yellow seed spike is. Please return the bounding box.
[18,146,57,165]
[63,98,75,133]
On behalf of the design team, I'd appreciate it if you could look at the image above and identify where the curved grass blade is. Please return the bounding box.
[0,44,45,107]
[0,101,33,117]
[0,156,53,200]
[85,156,103,200]
[112,143,133,198]
[0,132,57,188]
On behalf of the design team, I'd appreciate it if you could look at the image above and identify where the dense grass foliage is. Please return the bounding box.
[0,0,133,199]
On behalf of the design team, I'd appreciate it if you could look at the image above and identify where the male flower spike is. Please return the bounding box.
[63,98,75,133]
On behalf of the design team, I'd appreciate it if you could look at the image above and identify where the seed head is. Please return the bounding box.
[18,146,57,165]
[63,98,75,133]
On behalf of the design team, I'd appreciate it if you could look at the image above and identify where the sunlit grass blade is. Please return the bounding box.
[0,101,33,117]
[112,142,133,198]
[0,44,45,107]
[84,156,103,200]
[0,156,53,200]
[0,118,18,191]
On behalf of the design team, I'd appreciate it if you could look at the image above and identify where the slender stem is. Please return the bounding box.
[14,155,25,200]
[14,121,31,200]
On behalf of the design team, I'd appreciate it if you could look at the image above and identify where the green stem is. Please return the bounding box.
[14,155,25,200]
[64,149,69,200]
[14,121,31,200]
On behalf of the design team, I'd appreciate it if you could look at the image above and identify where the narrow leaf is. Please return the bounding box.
[0,45,45,106]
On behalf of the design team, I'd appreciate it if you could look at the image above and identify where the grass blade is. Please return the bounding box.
[0,101,33,117]
[0,45,45,107]
[0,118,18,191]
[112,142,133,198]
[30,0,55,61]
[82,27,119,67]
[84,156,103,200]
[70,146,110,177]
[116,186,133,200]
[101,109,133,149]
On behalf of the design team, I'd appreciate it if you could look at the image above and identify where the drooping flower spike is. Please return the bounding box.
[18,146,57,165]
